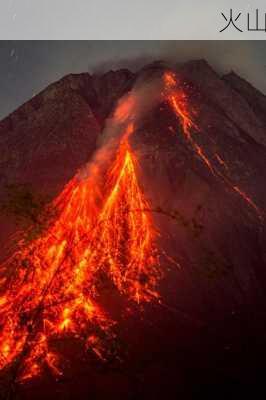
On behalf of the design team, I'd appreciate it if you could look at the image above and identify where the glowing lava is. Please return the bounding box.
[163,71,263,220]
[0,126,160,381]
[0,69,262,385]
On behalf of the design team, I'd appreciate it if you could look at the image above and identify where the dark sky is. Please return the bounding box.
[0,40,266,120]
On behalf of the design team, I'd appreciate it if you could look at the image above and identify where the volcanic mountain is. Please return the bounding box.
[0,60,266,399]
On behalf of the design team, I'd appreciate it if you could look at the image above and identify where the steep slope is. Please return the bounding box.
[0,60,266,398]
[0,68,134,193]
[224,70,266,126]
[0,69,134,252]
[128,62,266,315]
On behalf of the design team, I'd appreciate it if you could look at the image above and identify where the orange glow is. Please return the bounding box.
[113,94,136,124]
[0,124,160,381]
[163,72,263,220]
[94,139,160,303]
[0,71,263,383]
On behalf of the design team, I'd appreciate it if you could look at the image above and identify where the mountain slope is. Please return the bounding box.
[0,60,266,398]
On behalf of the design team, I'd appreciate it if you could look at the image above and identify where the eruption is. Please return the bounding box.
[0,68,263,387]
[0,108,160,382]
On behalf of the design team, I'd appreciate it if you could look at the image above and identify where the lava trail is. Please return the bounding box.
[163,71,263,220]
[0,125,160,381]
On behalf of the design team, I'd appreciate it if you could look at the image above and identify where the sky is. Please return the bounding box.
[1,0,266,40]
[0,40,266,120]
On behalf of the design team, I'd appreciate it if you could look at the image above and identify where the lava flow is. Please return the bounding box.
[163,71,263,220]
[0,124,160,382]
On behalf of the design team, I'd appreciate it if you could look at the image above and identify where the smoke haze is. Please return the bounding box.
[0,41,266,120]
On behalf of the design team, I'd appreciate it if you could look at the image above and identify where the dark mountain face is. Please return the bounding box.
[0,60,266,398]
[0,69,134,251]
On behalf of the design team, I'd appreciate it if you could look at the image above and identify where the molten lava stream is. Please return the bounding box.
[0,137,160,382]
[163,71,263,220]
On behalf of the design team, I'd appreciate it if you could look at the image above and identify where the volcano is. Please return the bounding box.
[0,60,266,399]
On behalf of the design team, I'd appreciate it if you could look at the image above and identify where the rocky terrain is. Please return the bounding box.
[0,60,266,398]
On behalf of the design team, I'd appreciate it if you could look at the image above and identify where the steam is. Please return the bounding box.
[78,75,163,182]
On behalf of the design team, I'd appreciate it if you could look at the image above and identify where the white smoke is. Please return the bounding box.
[78,75,163,182]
